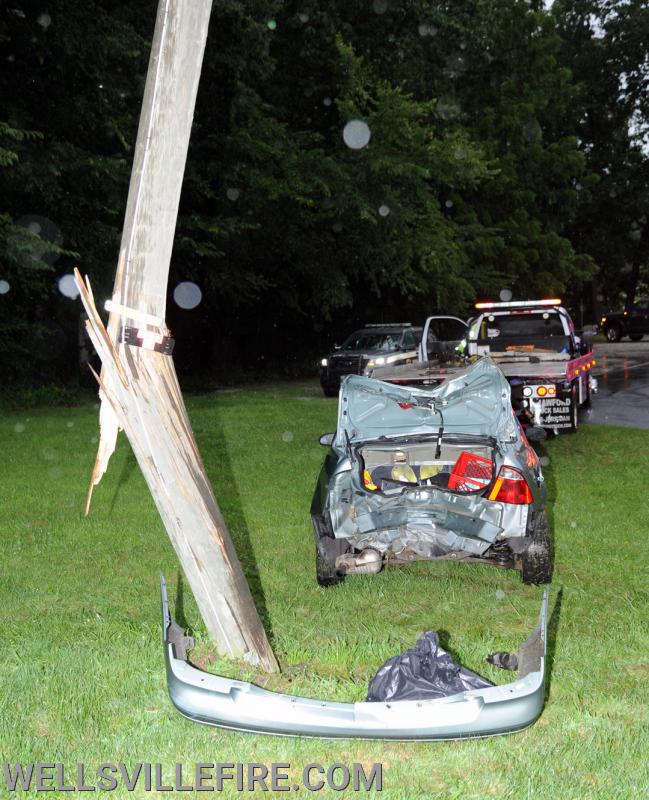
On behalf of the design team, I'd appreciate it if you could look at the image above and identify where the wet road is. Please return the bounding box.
[585,341,649,429]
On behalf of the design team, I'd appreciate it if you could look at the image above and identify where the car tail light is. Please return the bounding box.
[488,466,533,505]
[448,452,493,492]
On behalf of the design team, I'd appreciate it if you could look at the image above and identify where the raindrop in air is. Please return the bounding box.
[28,221,42,235]
[14,423,25,433]
[282,431,294,443]
[173,281,202,310]
[342,119,371,150]
[323,97,332,107]
[373,0,388,14]
[0,280,10,295]
[57,274,79,299]
[378,205,390,217]
[226,187,240,201]
[298,12,309,23]
[499,289,513,302]
[445,199,454,209]
[332,223,343,233]
[540,456,550,467]
[267,19,277,30]
[37,13,51,28]
[495,589,506,600]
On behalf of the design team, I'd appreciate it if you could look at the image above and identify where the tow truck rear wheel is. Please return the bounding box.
[312,512,350,587]
[321,386,339,398]
[521,509,553,585]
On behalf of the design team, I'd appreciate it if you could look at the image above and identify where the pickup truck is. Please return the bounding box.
[599,300,649,342]
[370,300,597,433]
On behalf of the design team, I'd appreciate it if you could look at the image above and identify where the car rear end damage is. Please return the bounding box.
[161,576,550,740]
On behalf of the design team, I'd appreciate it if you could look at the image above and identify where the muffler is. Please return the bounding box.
[335,548,383,575]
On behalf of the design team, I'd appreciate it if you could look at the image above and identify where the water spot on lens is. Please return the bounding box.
[378,205,390,217]
[523,120,543,144]
[499,289,513,302]
[57,273,79,299]
[173,281,202,310]
[10,215,63,268]
[14,423,25,433]
[373,0,388,14]
[267,19,277,30]
[445,53,466,75]
[282,431,294,443]
[226,187,240,201]
[0,280,10,295]
[37,13,51,28]
[342,119,371,150]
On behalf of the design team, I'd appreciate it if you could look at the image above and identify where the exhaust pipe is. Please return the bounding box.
[335,548,383,575]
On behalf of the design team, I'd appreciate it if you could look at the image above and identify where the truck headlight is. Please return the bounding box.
[523,386,533,397]
[320,358,328,367]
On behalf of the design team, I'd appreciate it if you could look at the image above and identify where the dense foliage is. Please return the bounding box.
[1,0,647,382]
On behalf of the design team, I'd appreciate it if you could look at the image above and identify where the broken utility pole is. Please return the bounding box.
[75,0,278,672]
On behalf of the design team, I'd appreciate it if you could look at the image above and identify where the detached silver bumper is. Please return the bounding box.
[160,576,549,740]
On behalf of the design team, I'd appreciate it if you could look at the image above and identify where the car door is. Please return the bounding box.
[420,316,468,361]
[629,301,649,334]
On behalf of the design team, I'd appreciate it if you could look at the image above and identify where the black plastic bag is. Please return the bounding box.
[367,630,493,702]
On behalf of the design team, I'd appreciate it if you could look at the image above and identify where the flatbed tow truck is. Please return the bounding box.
[370,299,598,433]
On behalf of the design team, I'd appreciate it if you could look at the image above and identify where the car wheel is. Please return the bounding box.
[605,324,622,342]
[521,509,553,585]
[321,386,339,398]
[312,512,349,587]
[629,334,644,341]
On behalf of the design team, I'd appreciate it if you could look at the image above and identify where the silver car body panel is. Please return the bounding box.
[161,576,549,740]
[321,360,542,553]
[334,358,517,447]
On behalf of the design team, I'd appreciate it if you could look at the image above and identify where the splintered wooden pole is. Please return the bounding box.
[78,0,278,672]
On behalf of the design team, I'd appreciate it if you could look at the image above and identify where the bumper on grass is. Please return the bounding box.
[161,577,549,740]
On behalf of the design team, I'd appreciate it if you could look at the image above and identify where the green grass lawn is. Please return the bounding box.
[1,381,648,798]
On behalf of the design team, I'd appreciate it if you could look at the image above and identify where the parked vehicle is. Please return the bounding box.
[311,359,552,588]
[600,300,649,342]
[319,323,421,397]
[371,299,596,433]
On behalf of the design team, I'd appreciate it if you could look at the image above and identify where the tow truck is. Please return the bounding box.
[370,299,597,433]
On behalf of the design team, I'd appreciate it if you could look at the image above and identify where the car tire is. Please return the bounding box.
[605,324,622,342]
[321,386,339,398]
[629,334,644,341]
[521,509,553,585]
[312,512,349,587]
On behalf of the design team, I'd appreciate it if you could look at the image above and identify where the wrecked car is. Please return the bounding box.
[311,358,552,587]
[161,575,549,739]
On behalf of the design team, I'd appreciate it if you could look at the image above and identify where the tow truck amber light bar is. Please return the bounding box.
[475,299,562,310]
